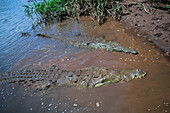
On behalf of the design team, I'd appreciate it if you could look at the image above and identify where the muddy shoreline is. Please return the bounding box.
[1,1,170,112]
[120,0,170,56]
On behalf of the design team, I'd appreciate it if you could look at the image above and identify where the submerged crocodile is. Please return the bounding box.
[0,65,146,90]
[35,33,138,55]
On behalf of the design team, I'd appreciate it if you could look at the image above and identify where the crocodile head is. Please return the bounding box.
[94,69,146,87]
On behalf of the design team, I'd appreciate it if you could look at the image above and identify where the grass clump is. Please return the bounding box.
[24,0,124,25]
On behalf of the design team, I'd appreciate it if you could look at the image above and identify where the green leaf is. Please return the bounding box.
[166,5,170,9]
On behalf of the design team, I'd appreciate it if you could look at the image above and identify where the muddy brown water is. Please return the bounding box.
[0,1,170,112]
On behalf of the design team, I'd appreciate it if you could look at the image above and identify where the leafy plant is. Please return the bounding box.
[166,4,170,13]
[24,0,124,25]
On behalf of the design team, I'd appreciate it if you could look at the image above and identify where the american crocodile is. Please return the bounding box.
[0,65,146,90]
[35,33,138,55]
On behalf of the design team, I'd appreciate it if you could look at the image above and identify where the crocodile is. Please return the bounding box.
[0,65,146,90]
[35,33,138,55]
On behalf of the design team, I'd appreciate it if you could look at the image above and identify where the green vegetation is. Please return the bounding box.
[166,4,170,13]
[150,0,170,13]
[149,0,170,3]
[24,0,124,25]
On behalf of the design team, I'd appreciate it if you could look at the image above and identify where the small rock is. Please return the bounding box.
[137,34,141,37]
[49,104,52,107]
[73,104,78,107]
[96,102,100,107]
[157,105,161,108]
[144,42,147,45]
[137,24,142,27]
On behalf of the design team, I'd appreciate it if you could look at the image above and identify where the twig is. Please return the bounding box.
[143,4,151,15]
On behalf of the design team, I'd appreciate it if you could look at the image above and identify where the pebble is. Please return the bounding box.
[157,105,161,108]
[30,108,32,110]
[96,102,100,107]
[164,102,169,106]
[137,34,141,37]
[49,104,52,107]
[73,104,78,107]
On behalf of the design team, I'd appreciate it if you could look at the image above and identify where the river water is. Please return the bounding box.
[0,0,170,113]
[0,0,83,73]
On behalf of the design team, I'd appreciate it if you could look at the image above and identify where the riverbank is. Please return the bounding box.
[0,0,170,112]
[121,0,170,56]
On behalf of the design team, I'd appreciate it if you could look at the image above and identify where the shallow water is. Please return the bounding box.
[0,0,83,73]
[0,0,170,113]
[0,0,33,72]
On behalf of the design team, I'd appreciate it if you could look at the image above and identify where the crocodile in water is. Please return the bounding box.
[0,65,146,90]
[35,33,138,55]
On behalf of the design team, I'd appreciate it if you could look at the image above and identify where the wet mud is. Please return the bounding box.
[121,0,170,55]
[0,16,170,113]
